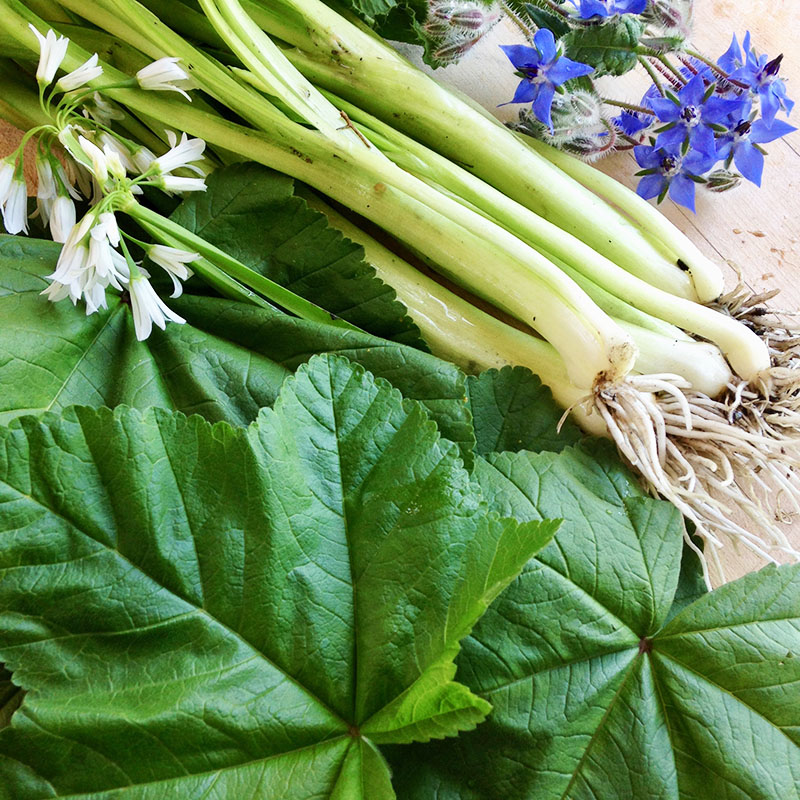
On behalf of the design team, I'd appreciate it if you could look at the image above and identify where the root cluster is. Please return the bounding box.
[591,281,800,586]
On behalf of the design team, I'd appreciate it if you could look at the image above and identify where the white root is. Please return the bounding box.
[582,278,800,587]
[591,371,800,587]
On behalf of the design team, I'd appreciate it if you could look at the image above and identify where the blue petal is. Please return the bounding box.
[503,79,538,105]
[760,86,780,126]
[649,97,681,122]
[532,84,556,131]
[715,135,735,160]
[634,144,662,169]
[499,44,540,69]
[683,145,718,175]
[547,57,595,85]
[573,0,611,17]
[680,75,707,107]
[655,126,687,151]
[533,28,557,63]
[702,96,748,125]
[621,0,648,13]
[688,126,718,158]
[636,174,667,201]
[734,141,765,186]
[668,174,698,212]
[717,33,741,72]
[750,118,797,143]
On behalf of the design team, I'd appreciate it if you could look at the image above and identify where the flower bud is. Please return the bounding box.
[705,169,742,193]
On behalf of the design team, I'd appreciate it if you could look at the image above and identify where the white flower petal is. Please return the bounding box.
[50,196,76,243]
[56,53,102,92]
[128,275,185,340]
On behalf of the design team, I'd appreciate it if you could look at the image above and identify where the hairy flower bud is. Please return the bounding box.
[642,0,693,38]
[705,169,742,193]
[424,0,500,65]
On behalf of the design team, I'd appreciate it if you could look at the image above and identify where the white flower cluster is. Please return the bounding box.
[17,25,209,340]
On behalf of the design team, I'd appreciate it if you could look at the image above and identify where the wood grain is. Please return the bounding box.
[1,0,799,582]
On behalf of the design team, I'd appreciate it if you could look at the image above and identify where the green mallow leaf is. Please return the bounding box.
[389,443,800,798]
[564,16,646,77]
[0,354,558,799]
[0,234,474,462]
[467,366,582,456]
[170,163,426,349]
[0,668,22,731]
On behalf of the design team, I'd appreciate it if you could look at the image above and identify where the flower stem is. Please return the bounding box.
[500,1,535,41]
[639,56,667,96]
[601,97,655,116]
[656,54,687,84]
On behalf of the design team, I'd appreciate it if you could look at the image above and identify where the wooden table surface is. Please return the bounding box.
[2,0,799,583]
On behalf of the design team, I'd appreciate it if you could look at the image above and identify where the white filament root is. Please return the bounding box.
[592,373,800,587]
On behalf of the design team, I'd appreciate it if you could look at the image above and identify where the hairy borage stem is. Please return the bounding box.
[592,374,800,586]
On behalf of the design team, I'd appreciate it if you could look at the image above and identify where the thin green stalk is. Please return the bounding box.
[601,98,656,116]
[249,0,709,302]
[639,55,667,96]
[129,203,361,330]
[326,93,768,382]
[300,189,604,434]
[523,135,726,302]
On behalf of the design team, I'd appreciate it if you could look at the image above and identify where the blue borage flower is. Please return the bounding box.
[716,115,796,186]
[718,32,794,126]
[634,144,717,212]
[500,29,594,131]
[613,109,653,138]
[648,74,746,156]
[567,0,647,20]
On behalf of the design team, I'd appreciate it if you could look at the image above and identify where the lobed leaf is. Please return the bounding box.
[0,354,556,799]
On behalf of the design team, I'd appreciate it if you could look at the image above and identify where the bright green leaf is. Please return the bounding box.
[564,17,645,77]
[389,447,800,799]
[0,354,555,799]
[467,365,582,456]
[170,163,425,349]
[0,234,475,461]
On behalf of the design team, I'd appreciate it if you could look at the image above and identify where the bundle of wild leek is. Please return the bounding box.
[0,0,798,580]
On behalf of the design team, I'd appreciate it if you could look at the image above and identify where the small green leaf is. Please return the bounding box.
[467,366,582,456]
[522,2,572,37]
[564,17,646,76]
[0,354,555,798]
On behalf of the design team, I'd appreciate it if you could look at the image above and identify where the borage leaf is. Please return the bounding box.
[0,234,474,462]
[0,353,557,799]
[389,444,800,799]
[563,16,645,77]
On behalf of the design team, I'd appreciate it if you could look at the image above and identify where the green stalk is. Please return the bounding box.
[247,0,716,302]
[303,191,733,399]
[522,135,726,302]
[300,190,605,434]
[329,95,767,381]
[127,203,361,331]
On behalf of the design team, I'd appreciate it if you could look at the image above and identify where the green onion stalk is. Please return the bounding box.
[1,0,799,581]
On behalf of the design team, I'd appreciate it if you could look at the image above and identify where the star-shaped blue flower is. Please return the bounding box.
[718,32,794,126]
[716,116,796,186]
[648,74,746,156]
[568,0,647,19]
[613,109,653,138]
[500,29,594,131]
[634,144,717,212]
